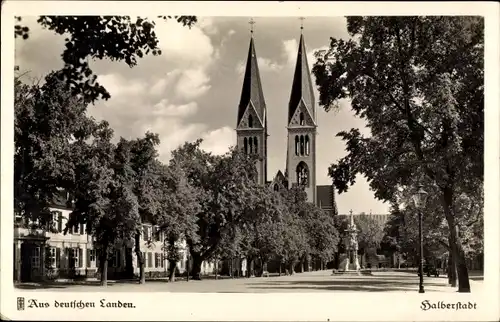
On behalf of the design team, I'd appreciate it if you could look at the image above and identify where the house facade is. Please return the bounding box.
[13,191,216,283]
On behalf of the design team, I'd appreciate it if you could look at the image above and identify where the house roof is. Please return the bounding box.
[316,185,337,214]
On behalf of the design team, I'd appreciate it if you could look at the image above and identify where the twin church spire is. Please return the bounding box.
[236,19,317,203]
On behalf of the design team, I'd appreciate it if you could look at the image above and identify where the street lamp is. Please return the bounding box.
[411,185,428,293]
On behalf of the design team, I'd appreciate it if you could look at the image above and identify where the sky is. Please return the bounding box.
[15,16,389,215]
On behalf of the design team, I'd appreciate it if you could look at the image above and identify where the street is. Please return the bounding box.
[17,270,484,293]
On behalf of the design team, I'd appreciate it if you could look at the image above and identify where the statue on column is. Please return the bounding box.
[341,210,361,271]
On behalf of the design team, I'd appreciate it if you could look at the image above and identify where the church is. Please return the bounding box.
[235,28,337,215]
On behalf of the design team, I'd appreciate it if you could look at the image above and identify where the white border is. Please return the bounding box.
[1,1,499,321]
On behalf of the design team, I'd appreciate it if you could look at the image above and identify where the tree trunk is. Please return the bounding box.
[191,252,202,280]
[300,256,305,273]
[447,249,457,287]
[100,250,108,287]
[215,259,218,280]
[250,258,255,277]
[134,233,145,284]
[289,262,295,275]
[442,188,470,292]
[168,260,176,282]
[279,262,282,276]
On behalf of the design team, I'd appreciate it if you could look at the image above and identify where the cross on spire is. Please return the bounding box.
[299,17,305,32]
[249,18,255,34]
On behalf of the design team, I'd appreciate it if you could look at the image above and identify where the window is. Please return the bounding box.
[110,250,120,268]
[51,213,59,231]
[274,184,279,192]
[299,112,305,126]
[253,137,258,154]
[68,248,82,268]
[305,135,310,156]
[248,115,253,128]
[87,249,96,268]
[155,253,161,268]
[249,137,253,154]
[160,254,164,268]
[48,247,56,268]
[143,226,152,241]
[296,162,309,187]
[300,135,305,156]
[148,252,153,268]
[244,137,248,154]
[32,247,41,268]
[153,227,159,242]
[73,223,79,235]
[295,136,299,156]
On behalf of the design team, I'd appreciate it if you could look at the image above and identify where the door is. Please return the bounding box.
[20,243,33,282]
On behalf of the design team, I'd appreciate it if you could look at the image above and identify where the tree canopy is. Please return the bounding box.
[15,15,197,103]
[312,16,483,292]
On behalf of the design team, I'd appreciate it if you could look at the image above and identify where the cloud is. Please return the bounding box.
[257,57,282,72]
[282,39,298,66]
[282,39,328,71]
[200,126,236,155]
[235,61,246,75]
[152,100,198,117]
[197,17,218,35]
[235,57,282,75]
[174,68,211,100]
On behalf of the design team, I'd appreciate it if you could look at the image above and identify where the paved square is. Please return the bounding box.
[17,270,484,293]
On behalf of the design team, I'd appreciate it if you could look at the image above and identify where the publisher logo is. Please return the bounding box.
[17,297,25,311]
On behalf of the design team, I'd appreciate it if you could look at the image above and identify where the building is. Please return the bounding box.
[236,28,336,210]
[13,190,216,282]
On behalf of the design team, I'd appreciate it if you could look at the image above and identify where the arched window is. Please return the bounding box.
[253,137,258,154]
[244,137,248,154]
[274,184,279,192]
[248,115,253,128]
[295,136,299,156]
[249,137,253,154]
[296,162,309,187]
[299,112,305,126]
[300,135,305,156]
[305,135,310,155]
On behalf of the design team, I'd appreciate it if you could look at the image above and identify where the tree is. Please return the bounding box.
[300,203,339,272]
[354,214,385,252]
[15,15,197,103]
[383,181,483,285]
[170,140,259,280]
[239,187,286,277]
[276,186,309,274]
[108,134,159,284]
[70,120,116,286]
[312,16,483,292]
[155,162,201,282]
[14,71,95,225]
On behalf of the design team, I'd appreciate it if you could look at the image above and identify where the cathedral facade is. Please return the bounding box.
[236,31,337,214]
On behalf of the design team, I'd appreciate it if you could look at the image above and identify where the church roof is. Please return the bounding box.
[237,37,266,125]
[288,34,315,124]
[316,185,337,215]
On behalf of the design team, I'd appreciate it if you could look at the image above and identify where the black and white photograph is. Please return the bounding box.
[1,1,499,321]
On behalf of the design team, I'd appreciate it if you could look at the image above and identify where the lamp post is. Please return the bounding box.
[411,185,428,294]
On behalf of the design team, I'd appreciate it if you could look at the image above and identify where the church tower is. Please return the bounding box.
[285,30,317,204]
[236,32,267,185]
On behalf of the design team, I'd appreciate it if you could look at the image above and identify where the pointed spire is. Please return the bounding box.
[237,33,266,126]
[350,210,354,226]
[288,32,315,125]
